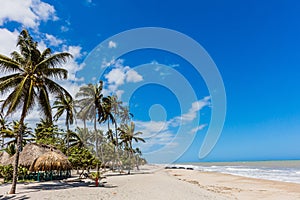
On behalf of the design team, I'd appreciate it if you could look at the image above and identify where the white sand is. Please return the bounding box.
[1,165,300,200]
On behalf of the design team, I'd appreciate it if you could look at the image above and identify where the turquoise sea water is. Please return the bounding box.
[171,160,300,184]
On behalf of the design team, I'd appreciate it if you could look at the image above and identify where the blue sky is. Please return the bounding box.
[0,0,300,163]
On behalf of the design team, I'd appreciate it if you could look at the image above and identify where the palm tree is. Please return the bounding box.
[68,130,84,148]
[89,129,105,164]
[100,96,123,170]
[119,105,133,124]
[76,127,93,150]
[34,118,62,146]
[1,121,33,148]
[0,29,72,194]
[53,93,75,156]
[118,121,145,174]
[75,81,103,159]
[0,113,11,148]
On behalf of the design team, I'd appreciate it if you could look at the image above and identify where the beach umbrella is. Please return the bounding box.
[30,151,72,171]
[3,143,66,168]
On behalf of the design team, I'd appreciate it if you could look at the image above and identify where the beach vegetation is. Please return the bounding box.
[0,29,146,193]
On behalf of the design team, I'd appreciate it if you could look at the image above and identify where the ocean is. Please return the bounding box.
[170,160,300,184]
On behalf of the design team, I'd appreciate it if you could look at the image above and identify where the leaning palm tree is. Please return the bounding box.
[0,29,72,194]
[118,121,145,174]
[53,93,75,156]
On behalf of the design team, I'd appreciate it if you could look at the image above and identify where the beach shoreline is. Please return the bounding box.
[1,165,300,199]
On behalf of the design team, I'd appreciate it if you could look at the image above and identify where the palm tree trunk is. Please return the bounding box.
[94,116,100,175]
[128,142,134,174]
[94,117,98,158]
[9,110,26,194]
[66,122,70,156]
[114,122,122,172]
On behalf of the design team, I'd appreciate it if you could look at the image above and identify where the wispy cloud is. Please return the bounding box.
[108,40,117,48]
[135,96,210,151]
[45,34,63,46]
[170,96,211,127]
[190,124,207,134]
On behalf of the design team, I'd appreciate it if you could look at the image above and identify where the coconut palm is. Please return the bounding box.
[75,81,103,159]
[0,113,11,148]
[0,29,72,194]
[68,130,84,148]
[118,121,145,174]
[53,93,75,156]
[34,118,63,146]
[1,121,33,148]
[119,105,133,124]
[100,96,123,170]
[75,81,104,176]
[76,127,93,150]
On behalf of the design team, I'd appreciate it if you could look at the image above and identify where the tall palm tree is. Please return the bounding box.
[76,127,93,150]
[0,29,72,194]
[118,121,145,174]
[53,93,75,156]
[119,105,133,124]
[100,96,120,163]
[75,81,103,159]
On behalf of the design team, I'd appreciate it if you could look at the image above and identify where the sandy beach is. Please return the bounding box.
[1,165,300,200]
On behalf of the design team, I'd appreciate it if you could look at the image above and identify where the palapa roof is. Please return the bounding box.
[3,143,66,168]
[30,150,72,171]
[0,151,10,165]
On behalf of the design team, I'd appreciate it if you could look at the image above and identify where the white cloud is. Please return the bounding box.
[60,20,71,32]
[190,124,207,134]
[0,28,19,57]
[45,34,63,46]
[170,96,211,126]
[135,97,210,151]
[60,26,69,32]
[61,45,85,82]
[105,68,126,87]
[0,0,57,28]
[104,59,143,97]
[135,121,169,139]
[108,40,117,48]
[126,69,143,83]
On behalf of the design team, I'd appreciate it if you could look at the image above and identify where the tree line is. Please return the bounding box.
[0,29,146,194]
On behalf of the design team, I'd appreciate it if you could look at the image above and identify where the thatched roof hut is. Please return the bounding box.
[0,151,10,165]
[30,151,71,171]
[3,143,65,168]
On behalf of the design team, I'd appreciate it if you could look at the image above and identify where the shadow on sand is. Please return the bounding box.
[105,171,152,177]
[0,194,30,200]
[1,180,117,199]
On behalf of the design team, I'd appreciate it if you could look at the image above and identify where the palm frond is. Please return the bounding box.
[0,54,22,73]
[35,52,72,71]
[38,86,52,122]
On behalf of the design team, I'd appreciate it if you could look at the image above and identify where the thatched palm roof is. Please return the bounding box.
[3,143,65,168]
[30,151,71,171]
[0,151,10,165]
